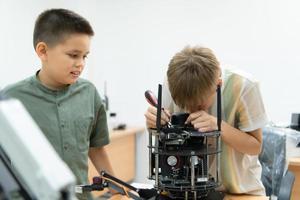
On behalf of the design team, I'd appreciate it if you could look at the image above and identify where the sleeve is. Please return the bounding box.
[0,89,10,100]
[89,89,110,147]
[237,81,269,132]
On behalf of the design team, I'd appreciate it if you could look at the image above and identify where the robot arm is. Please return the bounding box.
[76,171,157,200]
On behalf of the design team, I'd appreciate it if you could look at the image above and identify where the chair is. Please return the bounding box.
[259,126,295,200]
[278,171,295,200]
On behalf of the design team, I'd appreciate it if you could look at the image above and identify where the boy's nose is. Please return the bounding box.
[75,58,85,68]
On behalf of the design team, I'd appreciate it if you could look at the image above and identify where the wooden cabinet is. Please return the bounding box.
[288,157,300,200]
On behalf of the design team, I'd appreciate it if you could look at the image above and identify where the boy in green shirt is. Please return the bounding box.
[3,9,114,200]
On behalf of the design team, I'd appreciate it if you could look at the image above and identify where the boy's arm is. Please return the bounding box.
[88,147,132,198]
[88,147,116,193]
[220,122,263,155]
[186,111,263,155]
[88,146,114,176]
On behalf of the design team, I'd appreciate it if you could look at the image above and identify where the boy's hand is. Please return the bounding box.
[109,193,131,200]
[144,105,171,128]
[186,110,217,132]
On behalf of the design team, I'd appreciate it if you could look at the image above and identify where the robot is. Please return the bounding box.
[146,84,223,200]
[80,84,224,200]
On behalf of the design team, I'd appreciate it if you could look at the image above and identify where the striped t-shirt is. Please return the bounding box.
[162,68,268,195]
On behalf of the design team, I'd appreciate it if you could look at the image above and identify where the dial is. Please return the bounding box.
[167,156,178,167]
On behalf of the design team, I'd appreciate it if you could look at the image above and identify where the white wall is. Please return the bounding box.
[1,0,300,183]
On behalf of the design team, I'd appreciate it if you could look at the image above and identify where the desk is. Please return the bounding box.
[108,194,268,200]
[88,127,144,197]
[288,157,300,200]
[224,194,268,200]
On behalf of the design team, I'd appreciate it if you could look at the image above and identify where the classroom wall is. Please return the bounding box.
[1,0,300,183]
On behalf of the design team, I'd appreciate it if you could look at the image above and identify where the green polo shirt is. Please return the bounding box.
[2,73,109,200]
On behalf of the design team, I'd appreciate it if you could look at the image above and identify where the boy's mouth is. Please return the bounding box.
[70,71,80,78]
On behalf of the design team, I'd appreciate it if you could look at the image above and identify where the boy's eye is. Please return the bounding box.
[67,53,79,58]
[67,53,88,60]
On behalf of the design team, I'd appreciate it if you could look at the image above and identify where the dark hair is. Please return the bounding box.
[33,8,94,48]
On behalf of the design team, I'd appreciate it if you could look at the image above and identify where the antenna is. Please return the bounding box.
[217,85,222,131]
[156,84,162,132]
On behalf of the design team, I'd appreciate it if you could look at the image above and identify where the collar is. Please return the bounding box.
[30,70,72,95]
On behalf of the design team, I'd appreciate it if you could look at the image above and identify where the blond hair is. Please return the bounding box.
[167,46,220,110]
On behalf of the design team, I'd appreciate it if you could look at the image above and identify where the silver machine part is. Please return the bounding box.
[148,129,153,179]
[154,132,159,188]
[190,155,197,200]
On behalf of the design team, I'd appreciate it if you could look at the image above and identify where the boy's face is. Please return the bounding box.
[188,88,216,113]
[188,77,222,113]
[38,33,91,89]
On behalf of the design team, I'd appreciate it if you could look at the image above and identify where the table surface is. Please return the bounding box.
[224,194,269,200]
[107,193,269,200]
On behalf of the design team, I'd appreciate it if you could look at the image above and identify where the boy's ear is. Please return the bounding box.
[35,42,48,61]
[217,78,223,87]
